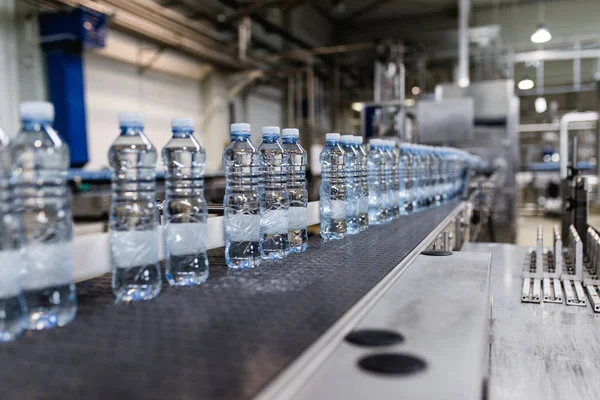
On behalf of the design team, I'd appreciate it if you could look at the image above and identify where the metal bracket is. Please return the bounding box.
[561,225,583,282]
[564,280,587,306]
[522,226,543,303]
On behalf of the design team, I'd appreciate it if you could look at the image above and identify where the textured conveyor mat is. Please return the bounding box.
[0,202,459,400]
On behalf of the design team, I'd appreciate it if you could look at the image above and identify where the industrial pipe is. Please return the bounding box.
[559,111,599,179]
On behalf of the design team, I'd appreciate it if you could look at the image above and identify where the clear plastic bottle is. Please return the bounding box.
[258,126,290,260]
[223,123,261,268]
[162,117,209,286]
[367,138,386,225]
[281,128,308,253]
[385,140,400,219]
[424,146,436,207]
[341,135,360,234]
[0,126,27,341]
[398,144,412,215]
[319,133,346,240]
[109,112,162,303]
[353,136,369,231]
[11,102,77,328]
[413,145,426,211]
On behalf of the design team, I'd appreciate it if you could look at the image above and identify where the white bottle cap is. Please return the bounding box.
[231,123,251,136]
[370,138,382,146]
[171,117,194,130]
[118,112,144,128]
[340,134,354,143]
[325,133,340,141]
[262,126,280,137]
[20,101,54,123]
[282,128,299,138]
[353,136,364,145]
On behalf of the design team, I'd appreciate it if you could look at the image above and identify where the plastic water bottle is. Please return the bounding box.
[223,123,261,268]
[353,136,369,231]
[367,139,386,224]
[162,118,208,286]
[12,102,77,328]
[412,145,426,211]
[385,140,400,219]
[423,146,436,207]
[319,133,346,240]
[0,126,27,341]
[340,135,360,234]
[281,128,308,253]
[109,112,162,303]
[398,144,412,215]
[258,126,290,260]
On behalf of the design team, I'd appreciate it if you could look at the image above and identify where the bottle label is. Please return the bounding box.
[226,214,261,242]
[359,196,369,214]
[110,228,159,269]
[288,207,307,230]
[0,249,23,297]
[261,209,289,234]
[165,222,207,256]
[330,200,346,220]
[21,242,74,290]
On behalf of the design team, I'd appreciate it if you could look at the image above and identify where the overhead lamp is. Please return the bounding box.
[351,102,363,112]
[518,77,534,91]
[411,86,420,95]
[535,97,547,113]
[531,23,552,44]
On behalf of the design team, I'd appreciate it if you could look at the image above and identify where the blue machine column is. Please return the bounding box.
[39,8,107,168]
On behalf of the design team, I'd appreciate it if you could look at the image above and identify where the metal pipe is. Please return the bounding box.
[559,111,599,178]
[457,0,470,87]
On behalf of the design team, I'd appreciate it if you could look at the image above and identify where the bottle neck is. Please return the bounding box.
[282,137,298,144]
[326,140,339,146]
[231,134,251,142]
[21,120,50,131]
[172,129,193,138]
[262,136,279,143]
[120,126,144,136]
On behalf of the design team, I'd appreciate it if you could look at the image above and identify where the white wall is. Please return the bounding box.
[246,87,284,145]
[84,52,204,170]
[0,1,45,136]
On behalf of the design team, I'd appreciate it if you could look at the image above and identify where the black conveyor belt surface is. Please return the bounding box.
[0,202,459,400]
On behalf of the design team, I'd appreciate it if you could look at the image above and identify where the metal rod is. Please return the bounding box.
[559,111,599,179]
[457,0,470,87]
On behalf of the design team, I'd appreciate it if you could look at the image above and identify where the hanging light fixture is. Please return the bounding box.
[518,76,534,90]
[531,23,552,44]
[531,0,551,44]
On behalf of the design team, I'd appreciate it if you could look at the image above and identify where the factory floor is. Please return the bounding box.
[516,214,600,246]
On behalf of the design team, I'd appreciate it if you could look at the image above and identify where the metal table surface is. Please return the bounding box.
[0,202,461,400]
[463,243,600,400]
[288,251,492,400]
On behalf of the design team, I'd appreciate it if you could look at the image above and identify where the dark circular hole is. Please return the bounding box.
[358,353,427,375]
[421,250,452,256]
[345,329,404,347]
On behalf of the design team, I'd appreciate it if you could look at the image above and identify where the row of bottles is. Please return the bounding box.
[109,113,209,303]
[319,134,475,240]
[222,124,308,269]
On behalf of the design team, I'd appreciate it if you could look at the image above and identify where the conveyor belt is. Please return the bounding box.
[0,201,459,400]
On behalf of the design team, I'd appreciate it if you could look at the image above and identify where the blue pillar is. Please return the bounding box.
[39,8,107,168]
[45,49,88,167]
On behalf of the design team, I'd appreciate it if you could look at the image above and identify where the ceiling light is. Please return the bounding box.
[518,77,534,91]
[351,102,363,112]
[411,86,420,95]
[531,23,552,44]
[404,98,416,107]
[535,97,547,113]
